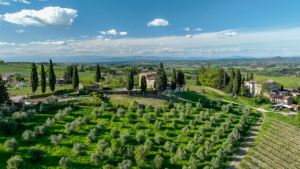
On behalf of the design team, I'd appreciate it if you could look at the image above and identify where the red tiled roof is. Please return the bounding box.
[290,104,300,108]
[270,95,291,100]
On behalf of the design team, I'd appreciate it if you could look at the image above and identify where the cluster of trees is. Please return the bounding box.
[0,77,9,105]
[198,64,253,96]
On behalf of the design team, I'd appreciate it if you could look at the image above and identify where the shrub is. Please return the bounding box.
[87,128,97,143]
[117,107,125,117]
[128,104,135,112]
[59,156,72,168]
[39,103,48,113]
[50,134,63,146]
[118,159,132,169]
[63,107,72,116]
[22,130,37,144]
[28,147,44,162]
[82,115,90,124]
[73,143,85,156]
[155,133,163,144]
[12,112,28,125]
[90,151,104,164]
[0,118,17,135]
[65,122,76,133]
[55,110,65,121]
[153,155,164,169]
[95,122,106,132]
[120,131,130,143]
[26,109,37,120]
[46,95,58,106]
[131,100,138,107]
[136,108,143,117]
[182,126,190,136]
[97,139,109,152]
[45,118,56,127]
[143,113,151,124]
[6,155,25,169]
[4,138,19,153]
[34,124,48,135]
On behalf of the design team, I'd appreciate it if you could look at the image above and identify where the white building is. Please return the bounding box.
[162,82,184,94]
[245,79,278,96]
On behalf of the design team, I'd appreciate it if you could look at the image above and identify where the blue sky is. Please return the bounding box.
[1,0,300,61]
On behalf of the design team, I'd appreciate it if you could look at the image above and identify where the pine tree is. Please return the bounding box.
[177,70,185,93]
[141,75,147,96]
[30,62,38,95]
[95,64,101,82]
[41,64,46,94]
[126,69,134,96]
[171,68,177,93]
[72,65,79,90]
[48,59,56,92]
[233,69,241,94]
[227,69,235,93]
[155,62,168,94]
[0,78,9,105]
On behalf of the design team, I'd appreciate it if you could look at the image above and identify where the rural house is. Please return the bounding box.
[290,104,300,111]
[270,95,293,105]
[139,72,156,88]
[10,81,25,88]
[244,79,278,96]
[1,73,21,82]
[115,71,124,75]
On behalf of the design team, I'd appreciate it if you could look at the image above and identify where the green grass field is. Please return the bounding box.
[0,92,258,168]
[7,85,73,96]
[254,75,300,88]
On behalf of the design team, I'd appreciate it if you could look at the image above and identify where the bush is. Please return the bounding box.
[45,118,56,127]
[55,110,65,121]
[39,103,49,113]
[117,107,125,117]
[28,147,44,162]
[12,112,28,125]
[63,107,72,116]
[34,124,48,135]
[73,143,85,156]
[26,109,37,120]
[65,122,76,133]
[118,159,132,169]
[50,134,63,146]
[6,155,25,169]
[59,156,72,168]
[46,95,58,106]
[4,138,19,153]
[87,128,97,143]
[128,104,135,112]
[90,151,104,164]
[22,130,37,144]
[95,122,106,132]
[0,118,17,135]
[131,100,138,107]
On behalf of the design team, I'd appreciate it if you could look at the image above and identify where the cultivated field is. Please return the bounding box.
[254,75,300,88]
[0,93,258,168]
[241,114,300,169]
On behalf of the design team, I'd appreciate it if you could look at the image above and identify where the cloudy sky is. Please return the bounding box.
[1,0,300,61]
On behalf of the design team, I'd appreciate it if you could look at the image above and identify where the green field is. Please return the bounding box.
[254,75,300,88]
[0,92,258,168]
[7,85,73,96]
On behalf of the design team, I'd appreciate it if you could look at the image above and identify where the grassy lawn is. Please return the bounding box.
[8,85,73,96]
[254,75,300,87]
[0,93,258,169]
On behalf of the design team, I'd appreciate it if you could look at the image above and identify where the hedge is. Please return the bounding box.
[27,89,75,99]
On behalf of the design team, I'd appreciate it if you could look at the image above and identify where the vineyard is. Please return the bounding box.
[241,116,300,169]
[0,94,259,169]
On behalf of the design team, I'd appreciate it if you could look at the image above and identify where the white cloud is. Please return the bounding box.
[160,43,166,46]
[96,36,103,39]
[67,39,74,42]
[186,35,193,38]
[99,29,118,35]
[14,0,31,4]
[194,28,202,31]
[147,19,169,26]
[16,29,25,33]
[81,35,89,38]
[39,0,47,1]
[30,41,67,45]
[0,0,10,5]
[104,39,110,41]
[0,6,78,27]
[0,42,15,46]
[119,32,128,35]
[225,32,238,36]
[184,27,190,31]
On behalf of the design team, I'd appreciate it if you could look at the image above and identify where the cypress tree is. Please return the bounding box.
[0,78,9,105]
[227,69,235,93]
[95,64,101,82]
[41,64,46,94]
[63,65,73,84]
[30,62,38,95]
[155,62,168,95]
[72,65,79,90]
[171,68,177,93]
[281,85,283,91]
[126,69,134,96]
[250,73,254,80]
[48,59,56,92]
[223,71,228,88]
[246,73,249,81]
[233,69,241,94]
[177,70,185,93]
[141,75,147,96]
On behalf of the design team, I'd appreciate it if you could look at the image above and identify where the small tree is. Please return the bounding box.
[177,70,185,93]
[73,143,85,156]
[111,128,117,139]
[46,95,58,107]
[196,148,205,161]
[59,155,72,168]
[177,135,182,143]
[28,147,44,162]
[6,155,25,169]
[120,131,130,143]
[118,159,132,169]
[141,75,147,96]
[50,134,63,146]
[22,130,37,144]
[189,156,199,169]
[136,131,145,144]
[155,133,163,144]
[211,156,221,169]
[170,155,178,165]
[154,120,162,130]
[153,154,164,169]
[187,141,195,152]
[182,126,190,136]
[87,128,97,143]
[194,134,203,144]
[90,151,104,165]
[97,139,109,152]
[4,138,19,153]
[30,62,38,95]
[117,107,126,117]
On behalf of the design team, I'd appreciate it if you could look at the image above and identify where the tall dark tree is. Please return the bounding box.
[214,68,224,90]
[126,69,134,96]
[72,65,79,90]
[177,70,185,93]
[250,73,254,80]
[48,59,56,92]
[171,68,177,93]
[95,64,101,82]
[233,69,241,94]
[141,75,147,96]
[41,64,46,94]
[227,69,235,93]
[63,65,73,84]
[246,73,249,81]
[155,62,168,95]
[0,78,9,105]
[223,71,229,89]
[281,85,284,91]
[30,62,38,95]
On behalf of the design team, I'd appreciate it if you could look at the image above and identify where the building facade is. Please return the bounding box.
[270,95,293,105]
[245,79,278,96]
[139,72,156,88]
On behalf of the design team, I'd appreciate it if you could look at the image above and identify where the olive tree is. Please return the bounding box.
[59,155,72,168]
[50,133,63,146]
[4,138,19,153]
[73,143,85,156]
[6,155,25,169]
[153,154,164,169]
[118,159,132,169]
[28,147,44,162]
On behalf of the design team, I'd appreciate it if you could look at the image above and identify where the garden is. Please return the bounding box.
[0,92,259,169]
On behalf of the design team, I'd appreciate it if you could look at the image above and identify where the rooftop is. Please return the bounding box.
[290,104,300,108]
[270,95,291,99]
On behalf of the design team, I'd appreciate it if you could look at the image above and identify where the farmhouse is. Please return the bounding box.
[290,104,300,111]
[1,73,21,82]
[270,95,293,105]
[115,71,124,75]
[244,79,278,96]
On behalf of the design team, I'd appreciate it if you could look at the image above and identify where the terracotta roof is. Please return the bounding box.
[245,79,276,84]
[284,88,295,92]
[290,104,300,108]
[270,95,291,99]
[292,92,300,95]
